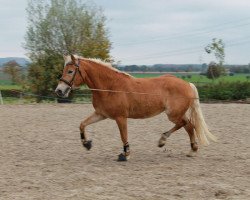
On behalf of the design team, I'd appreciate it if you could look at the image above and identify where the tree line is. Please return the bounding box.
[117,64,250,73]
[117,64,205,72]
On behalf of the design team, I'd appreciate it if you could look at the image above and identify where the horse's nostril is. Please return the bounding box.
[56,89,63,96]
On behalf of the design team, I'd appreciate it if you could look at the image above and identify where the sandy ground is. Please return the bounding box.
[0,104,249,200]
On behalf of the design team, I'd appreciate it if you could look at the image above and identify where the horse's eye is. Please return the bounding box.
[68,70,74,74]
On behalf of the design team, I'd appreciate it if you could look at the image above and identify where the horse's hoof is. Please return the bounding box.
[186,150,198,157]
[158,143,165,148]
[82,140,92,150]
[191,142,198,152]
[117,153,129,161]
[158,137,166,148]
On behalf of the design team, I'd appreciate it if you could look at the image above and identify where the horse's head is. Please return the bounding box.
[55,54,85,98]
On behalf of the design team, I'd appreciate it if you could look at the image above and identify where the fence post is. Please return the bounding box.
[19,92,23,104]
[0,90,3,105]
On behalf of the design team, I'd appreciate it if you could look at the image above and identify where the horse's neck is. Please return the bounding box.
[83,61,119,89]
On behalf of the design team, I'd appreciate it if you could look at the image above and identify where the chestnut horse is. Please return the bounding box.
[55,55,216,161]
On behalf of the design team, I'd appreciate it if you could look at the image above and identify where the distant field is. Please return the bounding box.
[130,72,250,83]
[0,84,22,90]
[0,71,22,90]
[0,79,22,90]
[0,71,249,91]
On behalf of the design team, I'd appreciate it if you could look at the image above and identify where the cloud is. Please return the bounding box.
[0,0,250,64]
[96,0,250,64]
[0,0,27,57]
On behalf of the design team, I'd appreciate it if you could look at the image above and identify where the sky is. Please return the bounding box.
[0,0,250,65]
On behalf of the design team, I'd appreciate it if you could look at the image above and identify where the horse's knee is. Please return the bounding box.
[79,122,86,132]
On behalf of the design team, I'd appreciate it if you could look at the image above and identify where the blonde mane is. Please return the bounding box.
[65,55,132,77]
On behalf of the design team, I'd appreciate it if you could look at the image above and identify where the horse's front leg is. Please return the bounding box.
[115,117,130,161]
[79,112,106,150]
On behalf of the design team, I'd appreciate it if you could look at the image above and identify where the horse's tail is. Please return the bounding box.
[189,83,217,145]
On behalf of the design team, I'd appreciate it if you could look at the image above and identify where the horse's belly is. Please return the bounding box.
[128,101,165,119]
[128,110,164,119]
[92,94,166,119]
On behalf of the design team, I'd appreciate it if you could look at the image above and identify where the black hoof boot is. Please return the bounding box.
[117,153,129,161]
[82,140,92,150]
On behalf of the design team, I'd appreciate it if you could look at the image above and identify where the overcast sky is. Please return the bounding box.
[0,0,250,65]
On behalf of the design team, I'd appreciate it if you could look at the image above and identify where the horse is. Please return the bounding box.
[55,54,216,161]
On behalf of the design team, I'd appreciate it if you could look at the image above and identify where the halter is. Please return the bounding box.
[59,61,84,88]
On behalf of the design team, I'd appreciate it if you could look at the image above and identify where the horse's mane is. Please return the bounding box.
[65,55,132,78]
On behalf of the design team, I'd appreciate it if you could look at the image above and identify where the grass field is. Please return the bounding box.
[0,84,22,90]
[1,72,249,90]
[0,71,22,90]
[130,72,250,83]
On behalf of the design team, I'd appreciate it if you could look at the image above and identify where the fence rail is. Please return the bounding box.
[0,89,92,104]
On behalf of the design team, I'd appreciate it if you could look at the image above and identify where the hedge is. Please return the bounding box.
[197,81,250,101]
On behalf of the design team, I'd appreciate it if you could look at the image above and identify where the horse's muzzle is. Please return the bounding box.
[55,88,64,97]
[55,85,71,98]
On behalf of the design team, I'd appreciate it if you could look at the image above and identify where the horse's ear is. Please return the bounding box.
[71,54,76,64]
[63,54,67,61]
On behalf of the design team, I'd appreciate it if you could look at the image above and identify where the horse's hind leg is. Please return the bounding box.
[184,120,198,156]
[158,119,186,148]
[79,112,106,150]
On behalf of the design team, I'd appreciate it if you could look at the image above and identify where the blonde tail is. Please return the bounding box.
[189,83,217,145]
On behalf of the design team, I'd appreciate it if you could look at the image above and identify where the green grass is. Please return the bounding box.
[130,72,249,83]
[0,79,22,90]
[0,72,22,90]
[130,73,168,78]
[0,84,22,90]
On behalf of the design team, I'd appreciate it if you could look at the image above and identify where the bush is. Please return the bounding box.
[198,81,250,101]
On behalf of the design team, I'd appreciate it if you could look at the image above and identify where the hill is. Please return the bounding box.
[0,57,30,68]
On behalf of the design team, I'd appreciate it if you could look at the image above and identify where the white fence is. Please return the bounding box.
[0,91,3,105]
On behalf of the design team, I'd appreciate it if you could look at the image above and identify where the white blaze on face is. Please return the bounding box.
[55,55,74,97]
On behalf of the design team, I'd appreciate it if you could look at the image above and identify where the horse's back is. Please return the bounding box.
[123,75,194,119]
[132,75,193,98]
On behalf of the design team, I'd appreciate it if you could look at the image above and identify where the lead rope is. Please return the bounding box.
[83,88,199,99]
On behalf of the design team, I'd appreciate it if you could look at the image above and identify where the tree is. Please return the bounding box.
[205,38,226,79]
[206,62,225,79]
[3,60,22,84]
[24,0,111,101]
[205,38,225,65]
